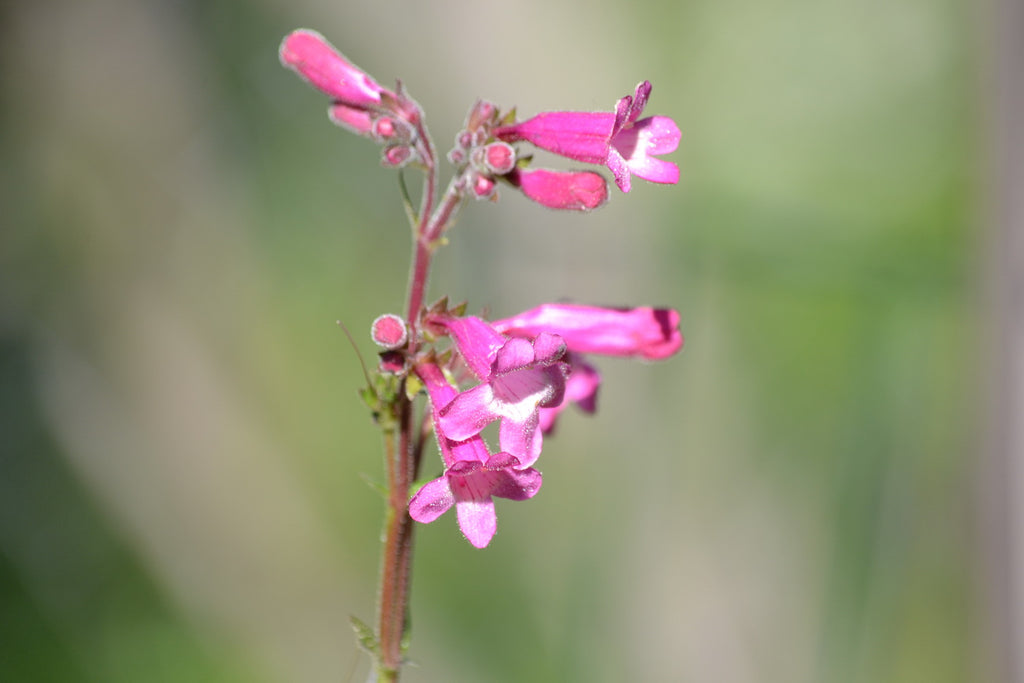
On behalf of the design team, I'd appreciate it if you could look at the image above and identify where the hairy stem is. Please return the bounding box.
[374,126,459,682]
[375,395,414,681]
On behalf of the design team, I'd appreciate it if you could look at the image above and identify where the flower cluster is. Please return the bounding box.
[406,303,682,547]
[280,29,680,211]
[280,29,425,167]
[279,29,684,548]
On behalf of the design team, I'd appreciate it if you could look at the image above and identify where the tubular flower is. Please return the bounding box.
[280,29,422,165]
[494,81,680,192]
[493,304,683,432]
[431,315,569,468]
[279,29,386,109]
[492,303,683,360]
[505,167,608,211]
[409,363,542,548]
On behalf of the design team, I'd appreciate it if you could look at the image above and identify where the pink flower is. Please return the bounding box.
[505,168,608,211]
[493,304,683,432]
[281,29,423,165]
[327,103,375,137]
[494,81,680,192]
[279,30,386,109]
[492,303,683,360]
[409,363,542,548]
[431,315,569,468]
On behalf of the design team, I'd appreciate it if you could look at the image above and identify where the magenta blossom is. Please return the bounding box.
[409,363,542,548]
[505,167,608,211]
[279,30,386,109]
[431,315,569,468]
[281,30,424,166]
[494,81,680,193]
[493,304,683,432]
[493,303,683,360]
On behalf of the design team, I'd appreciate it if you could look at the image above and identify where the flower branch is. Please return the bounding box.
[279,27,683,682]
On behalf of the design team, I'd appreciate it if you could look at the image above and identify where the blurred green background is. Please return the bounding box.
[0,0,994,681]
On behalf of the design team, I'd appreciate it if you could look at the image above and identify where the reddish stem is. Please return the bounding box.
[374,116,467,682]
[375,397,414,681]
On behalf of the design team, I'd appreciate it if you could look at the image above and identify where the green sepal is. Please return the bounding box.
[499,107,517,126]
[374,372,400,403]
[350,615,380,657]
[404,373,423,401]
[424,296,447,318]
[360,472,388,500]
[359,385,378,412]
[397,170,419,230]
[408,476,436,499]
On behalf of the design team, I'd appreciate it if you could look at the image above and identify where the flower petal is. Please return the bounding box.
[418,362,491,465]
[634,115,681,155]
[442,316,506,379]
[455,498,497,548]
[488,461,543,501]
[493,337,538,375]
[438,383,499,441]
[605,148,631,193]
[626,156,680,186]
[499,413,543,467]
[409,477,455,523]
[532,332,568,365]
[629,81,652,124]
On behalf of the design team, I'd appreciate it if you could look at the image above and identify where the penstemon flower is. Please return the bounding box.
[428,314,569,468]
[409,362,543,549]
[494,81,682,192]
[492,303,684,360]
[278,27,683,681]
[493,304,683,433]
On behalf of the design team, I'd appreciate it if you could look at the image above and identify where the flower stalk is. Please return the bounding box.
[279,28,684,681]
[375,389,414,682]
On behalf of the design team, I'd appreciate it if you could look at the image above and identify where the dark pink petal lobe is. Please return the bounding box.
[409,477,455,523]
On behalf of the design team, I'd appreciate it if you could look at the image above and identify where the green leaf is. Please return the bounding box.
[397,170,418,230]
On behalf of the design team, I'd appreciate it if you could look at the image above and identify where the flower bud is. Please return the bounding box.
[506,168,608,211]
[328,103,374,137]
[372,314,409,349]
[472,174,497,199]
[279,30,385,109]
[448,147,467,165]
[482,142,516,175]
[378,350,406,375]
[382,145,413,168]
[374,116,398,139]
